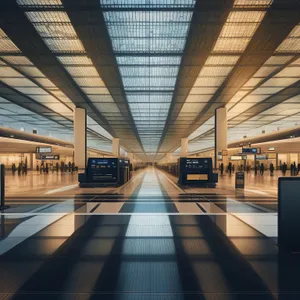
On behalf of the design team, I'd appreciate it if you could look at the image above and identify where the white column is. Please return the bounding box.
[74,107,86,171]
[181,138,188,157]
[215,107,227,169]
[112,138,120,157]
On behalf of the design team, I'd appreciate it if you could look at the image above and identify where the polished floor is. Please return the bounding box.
[1,168,299,299]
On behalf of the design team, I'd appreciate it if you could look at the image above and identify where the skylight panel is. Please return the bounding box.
[26,11,70,23]
[116,56,181,65]
[276,25,300,53]
[17,0,62,6]
[205,55,240,65]
[234,0,273,7]
[0,29,20,53]
[57,56,93,65]
[43,38,85,53]
[111,38,186,53]
[1,56,33,65]
[64,66,100,77]
[199,66,234,77]
[264,56,293,65]
[214,38,251,52]
[100,0,196,8]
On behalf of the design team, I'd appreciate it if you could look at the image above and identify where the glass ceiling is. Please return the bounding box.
[102,1,195,154]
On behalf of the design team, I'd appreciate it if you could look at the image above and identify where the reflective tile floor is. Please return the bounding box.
[1,168,299,299]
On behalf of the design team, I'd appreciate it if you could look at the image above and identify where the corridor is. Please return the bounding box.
[0,168,297,299]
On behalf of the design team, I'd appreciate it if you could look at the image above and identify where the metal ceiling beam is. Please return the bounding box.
[181,2,300,145]
[0,0,116,137]
[156,0,235,155]
[61,0,144,153]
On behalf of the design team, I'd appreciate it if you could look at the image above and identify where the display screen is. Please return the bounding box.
[279,179,300,251]
[242,148,257,154]
[40,154,59,160]
[185,158,210,170]
[87,158,118,182]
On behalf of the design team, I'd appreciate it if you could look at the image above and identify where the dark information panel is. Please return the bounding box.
[87,158,119,183]
[278,177,300,252]
[235,172,245,188]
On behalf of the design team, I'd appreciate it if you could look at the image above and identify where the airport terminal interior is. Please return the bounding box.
[0,0,300,299]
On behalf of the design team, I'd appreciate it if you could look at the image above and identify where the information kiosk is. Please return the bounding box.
[178,157,218,187]
[79,158,131,187]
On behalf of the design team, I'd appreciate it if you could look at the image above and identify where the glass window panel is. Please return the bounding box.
[34,24,77,38]
[213,38,251,52]
[227,11,266,23]
[185,95,212,102]
[243,78,263,87]
[276,38,300,53]
[119,66,179,77]
[0,38,20,53]
[15,87,48,95]
[1,77,36,87]
[220,24,258,38]
[111,38,186,53]
[57,56,93,65]
[82,87,110,95]
[234,0,273,7]
[199,66,234,77]
[262,77,299,87]
[101,0,196,8]
[275,67,300,77]
[87,95,115,103]
[73,77,105,87]
[17,0,62,6]
[264,56,293,65]
[17,66,45,77]
[205,55,240,65]
[0,66,23,77]
[43,38,85,52]
[26,11,70,23]
[194,77,226,87]
[104,11,193,23]
[251,87,283,94]
[94,103,120,113]
[65,66,99,77]
[190,87,218,94]
[34,77,56,88]
[1,56,33,65]
[116,56,181,65]
[253,66,278,77]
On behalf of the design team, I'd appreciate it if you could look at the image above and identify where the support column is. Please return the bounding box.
[215,107,227,169]
[74,107,87,171]
[112,138,120,157]
[181,138,188,157]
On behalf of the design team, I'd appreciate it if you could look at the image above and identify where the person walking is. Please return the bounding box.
[220,163,224,176]
[254,164,258,176]
[282,162,287,175]
[270,163,274,176]
[228,162,232,176]
[260,163,264,176]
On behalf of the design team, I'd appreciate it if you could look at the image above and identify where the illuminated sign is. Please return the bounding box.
[242,148,258,154]
[230,156,243,161]
[36,147,52,154]
[40,154,60,160]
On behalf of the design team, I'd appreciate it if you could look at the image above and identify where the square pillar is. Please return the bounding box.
[74,107,87,171]
[112,138,120,157]
[181,138,188,157]
[215,107,227,169]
